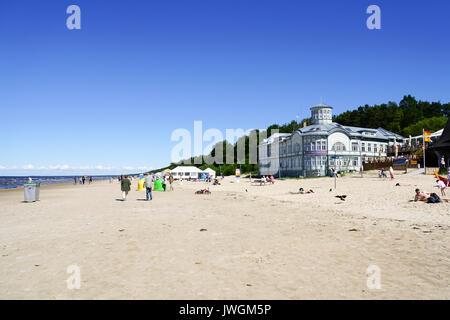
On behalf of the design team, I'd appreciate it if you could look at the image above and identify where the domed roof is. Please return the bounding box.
[310,103,333,109]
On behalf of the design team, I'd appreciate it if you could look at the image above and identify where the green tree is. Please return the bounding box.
[402,117,448,137]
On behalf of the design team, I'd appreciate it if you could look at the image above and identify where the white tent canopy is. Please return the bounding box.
[203,167,216,178]
[171,166,203,179]
[431,128,444,137]
[411,128,444,140]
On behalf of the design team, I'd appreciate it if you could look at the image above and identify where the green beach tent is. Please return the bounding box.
[153,178,164,191]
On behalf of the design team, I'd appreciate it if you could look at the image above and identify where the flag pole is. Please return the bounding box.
[423,128,426,175]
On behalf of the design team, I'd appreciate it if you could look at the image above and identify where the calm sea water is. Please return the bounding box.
[0,176,116,190]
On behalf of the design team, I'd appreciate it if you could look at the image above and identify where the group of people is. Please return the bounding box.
[378,167,395,179]
[413,168,450,203]
[260,175,275,184]
[118,175,134,182]
[159,174,174,193]
[120,173,175,201]
[74,176,93,185]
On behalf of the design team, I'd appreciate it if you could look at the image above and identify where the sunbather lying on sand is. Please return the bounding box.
[288,188,314,195]
[414,189,449,203]
[299,188,314,194]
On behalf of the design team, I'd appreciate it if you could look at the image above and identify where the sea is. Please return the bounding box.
[0,176,116,190]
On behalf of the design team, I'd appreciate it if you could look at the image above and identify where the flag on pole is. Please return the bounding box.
[422,129,427,175]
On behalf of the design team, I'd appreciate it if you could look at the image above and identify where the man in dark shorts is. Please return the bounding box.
[414,188,449,203]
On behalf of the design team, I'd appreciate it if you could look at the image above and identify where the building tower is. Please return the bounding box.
[310,103,333,125]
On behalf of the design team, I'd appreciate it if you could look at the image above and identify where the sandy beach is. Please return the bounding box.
[0,171,449,299]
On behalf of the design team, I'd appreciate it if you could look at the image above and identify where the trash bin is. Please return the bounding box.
[24,183,40,202]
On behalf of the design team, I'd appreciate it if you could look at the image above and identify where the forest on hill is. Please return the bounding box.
[150,95,449,176]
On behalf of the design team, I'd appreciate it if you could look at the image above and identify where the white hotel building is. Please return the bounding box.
[258,103,406,177]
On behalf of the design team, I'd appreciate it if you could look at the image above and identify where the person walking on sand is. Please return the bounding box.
[162,176,167,191]
[82,176,86,184]
[121,175,131,201]
[169,174,174,191]
[144,173,153,201]
[389,166,395,180]
[270,175,275,184]
[74,176,77,185]
[89,176,93,184]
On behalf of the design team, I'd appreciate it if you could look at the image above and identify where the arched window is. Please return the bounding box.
[332,142,346,151]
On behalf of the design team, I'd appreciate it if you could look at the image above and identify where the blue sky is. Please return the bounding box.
[1,0,449,175]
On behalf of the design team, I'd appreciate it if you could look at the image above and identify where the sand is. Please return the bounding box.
[0,171,449,299]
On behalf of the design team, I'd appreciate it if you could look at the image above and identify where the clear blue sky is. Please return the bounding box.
[1,0,449,175]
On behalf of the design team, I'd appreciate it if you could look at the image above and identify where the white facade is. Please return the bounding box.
[171,166,203,179]
[259,104,406,177]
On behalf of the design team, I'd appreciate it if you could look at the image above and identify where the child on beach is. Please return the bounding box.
[437,179,446,196]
